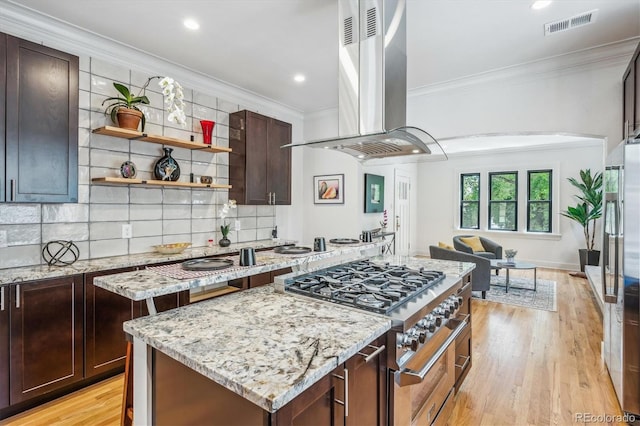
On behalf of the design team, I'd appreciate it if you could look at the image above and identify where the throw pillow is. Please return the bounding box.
[460,236,484,252]
[438,241,454,250]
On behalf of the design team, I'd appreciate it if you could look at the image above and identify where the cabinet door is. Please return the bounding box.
[85,268,135,378]
[5,36,78,203]
[0,34,6,202]
[245,111,270,204]
[623,66,634,139]
[344,335,387,426]
[635,52,640,133]
[0,285,9,410]
[9,275,83,404]
[267,118,292,205]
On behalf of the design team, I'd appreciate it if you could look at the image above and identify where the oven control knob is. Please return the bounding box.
[418,331,427,343]
[457,296,464,307]
[448,297,459,309]
[428,314,443,327]
[407,337,419,351]
[436,306,451,318]
[416,319,429,329]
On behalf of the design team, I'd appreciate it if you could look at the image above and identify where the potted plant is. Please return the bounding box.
[102,76,186,131]
[218,199,237,247]
[561,169,603,272]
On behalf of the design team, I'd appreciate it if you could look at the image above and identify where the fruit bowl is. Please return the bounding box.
[153,242,192,254]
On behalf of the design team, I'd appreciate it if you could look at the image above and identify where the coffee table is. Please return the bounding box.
[489,259,537,293]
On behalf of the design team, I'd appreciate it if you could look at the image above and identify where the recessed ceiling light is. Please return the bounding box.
[412,149,420,154]
[531,1,552,10]
[184,19,200,30]
[357,154,365,159]
[293,74,306,83]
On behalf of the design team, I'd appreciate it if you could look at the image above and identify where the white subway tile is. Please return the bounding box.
[90,204,129,222]
[89,221,127,240]
[130,140,159,156]
[91,59,130,83]
[130,187,162,204]
[192,218,214,233]
[129,236,162,254]
[216,124,229,140]
[257,216,275,228]
[91,74,122,97]
[191,162,217,178]
[130,204,163,221]
[131,220,162,237]
[79,55,90,72]
[216,110,230,126]
[78,185,90,204]
[140,105,163,127]
[90,148,128,169]
[0,245,42,268]
[191,205,216,219]
[193,92,217,109]
[89,166,119,180]
[74,241,90,261]
[192,105,217,121]
[79,147,90,167]
[257,205,275,216]
[191,190,216,205]
[256,228,273,240]
[191,150,215,163]
[90,185,129,204]
[237,205,257,217]
[79,70,91,91]
[216,164,229,179]
[79,128,91,148]
[163,233,191,244]
[78,166,91,184]
[42,223,89,242]
[163,204,191,220]
[79,90,91,110]
[163,219,190,235]
[79,109,91,129]
[130,72,160,94]
[42,204,89,223]
[217,99,239,113]
[163,189,191,204]
[90,239,128,258]
[90,133,130,152]
[239,217,257,229]
[0,224,41,245]
[0,204,41,224]
[238,229,257,242]
[129,154,156,175]
[216,152,229,165]
[191,232,211,248]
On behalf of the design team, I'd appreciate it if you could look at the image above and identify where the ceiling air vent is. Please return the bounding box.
[343,16,354,46]
[545,9,598,36]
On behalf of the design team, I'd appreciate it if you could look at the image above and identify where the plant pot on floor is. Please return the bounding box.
[116,108,144,131]
[578,249,600,272]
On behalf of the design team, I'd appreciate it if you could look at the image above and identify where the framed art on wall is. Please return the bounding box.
[314,174,344,204]
[364,173,384,213]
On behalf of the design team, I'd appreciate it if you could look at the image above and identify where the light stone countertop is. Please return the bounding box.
[123,285,392,413]
[93,241,384,301]
[0,239,297,284]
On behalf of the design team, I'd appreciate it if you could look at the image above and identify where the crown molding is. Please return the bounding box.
[409,37,640,98]
[0,0,304,120]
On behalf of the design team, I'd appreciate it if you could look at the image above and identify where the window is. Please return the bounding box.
[489,172,517,231]
[460,173,480,229]
[527,170,552,232]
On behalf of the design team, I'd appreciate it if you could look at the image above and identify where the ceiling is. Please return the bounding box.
[6,0,640,114]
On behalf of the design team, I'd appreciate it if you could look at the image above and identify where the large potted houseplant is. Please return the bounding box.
[102,76,186,131]
[561,169,603,272]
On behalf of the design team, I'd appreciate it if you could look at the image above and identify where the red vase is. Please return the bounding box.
[200,120,215,144]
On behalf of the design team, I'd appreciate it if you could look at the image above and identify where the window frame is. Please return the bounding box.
[460,173,480,229]
[527,169,553,233]
[488,171,518,231]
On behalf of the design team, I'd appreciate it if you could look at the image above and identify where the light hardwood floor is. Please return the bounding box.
[0,268,623,426]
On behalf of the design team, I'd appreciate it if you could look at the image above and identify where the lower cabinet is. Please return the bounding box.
[153,333,387,425]
[85,268,136,379]
[250,267,293,289]
[0,284,9,410]
[454,278,473,393]
[9,275,83,404]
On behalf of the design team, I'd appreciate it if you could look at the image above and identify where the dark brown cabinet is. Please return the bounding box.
[0,285,9,410]
[229,110,291,205]
[9,275,83,404]
[2,33,78,203]
[85,268,136,379]
[249,267,293,289]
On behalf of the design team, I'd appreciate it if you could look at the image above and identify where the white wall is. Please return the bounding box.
[416,142,605,269]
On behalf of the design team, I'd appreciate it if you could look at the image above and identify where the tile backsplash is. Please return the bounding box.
[0,57,276,269]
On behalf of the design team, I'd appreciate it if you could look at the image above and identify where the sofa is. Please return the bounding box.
[429,245,490,299]
[453,235,503,260]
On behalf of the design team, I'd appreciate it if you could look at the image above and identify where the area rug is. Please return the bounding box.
[471,275,557,312]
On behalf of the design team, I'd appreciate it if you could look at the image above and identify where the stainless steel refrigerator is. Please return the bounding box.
[603,140,640,416]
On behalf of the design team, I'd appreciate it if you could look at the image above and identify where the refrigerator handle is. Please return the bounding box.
[604,194,620,304]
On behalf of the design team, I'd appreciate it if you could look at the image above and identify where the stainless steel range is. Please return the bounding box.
[284,258,473,425]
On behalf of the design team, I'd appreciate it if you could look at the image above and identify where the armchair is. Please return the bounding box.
[429,245,490,299]
[453,235,503,260]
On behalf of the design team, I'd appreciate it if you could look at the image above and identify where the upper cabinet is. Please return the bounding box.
[2,34,79,203]
[623,41,640,139]
[229,110,291,205]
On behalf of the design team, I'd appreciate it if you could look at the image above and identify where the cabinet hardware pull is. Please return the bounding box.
[10,179,16,201]
[1,287,4,311]
[16,285,20,308]
[332,368,349,416]
[455,354,471,372]
[267,192,271,205]
[357,344,385,363]
[272,192,276,204]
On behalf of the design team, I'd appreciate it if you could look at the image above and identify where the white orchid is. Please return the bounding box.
[158,77,186,127]
[218,200,237,237]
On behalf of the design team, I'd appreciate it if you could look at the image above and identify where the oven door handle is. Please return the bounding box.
[396,314,469,387]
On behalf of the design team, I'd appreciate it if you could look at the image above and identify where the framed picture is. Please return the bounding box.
[314,174,344,204]
[364,173,384,213]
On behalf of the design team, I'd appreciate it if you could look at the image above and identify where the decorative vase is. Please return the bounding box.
[116,108,143,131]
[153,147,180,181]
[200,120,215,145]
[218,237,231,247]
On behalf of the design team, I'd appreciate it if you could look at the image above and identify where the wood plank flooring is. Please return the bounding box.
[0,268,623,426]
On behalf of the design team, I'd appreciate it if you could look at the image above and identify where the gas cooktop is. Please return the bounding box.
[286,260,445,315]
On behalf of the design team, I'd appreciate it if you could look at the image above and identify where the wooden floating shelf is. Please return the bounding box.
[92,126,232,154]
[92,177,232,189]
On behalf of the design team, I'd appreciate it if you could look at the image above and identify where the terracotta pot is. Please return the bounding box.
[116,108,143,131]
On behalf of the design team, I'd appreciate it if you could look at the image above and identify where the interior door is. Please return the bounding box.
[394,170,411,256]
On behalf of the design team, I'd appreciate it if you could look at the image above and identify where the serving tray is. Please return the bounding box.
[329,238,360,244]
[181,258,234,271]
[273,246,312,254]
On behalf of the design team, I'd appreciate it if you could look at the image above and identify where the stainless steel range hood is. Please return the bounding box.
[285,0,445,161]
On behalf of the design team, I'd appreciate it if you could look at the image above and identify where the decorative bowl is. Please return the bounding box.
[153,242,192,254]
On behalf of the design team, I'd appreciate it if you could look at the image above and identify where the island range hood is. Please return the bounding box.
[285,0,445,161]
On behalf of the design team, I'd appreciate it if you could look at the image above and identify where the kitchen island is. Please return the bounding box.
[121,255,475,425]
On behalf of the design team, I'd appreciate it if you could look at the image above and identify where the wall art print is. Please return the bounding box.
[364,173,384,213]
[314,174,344,204]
